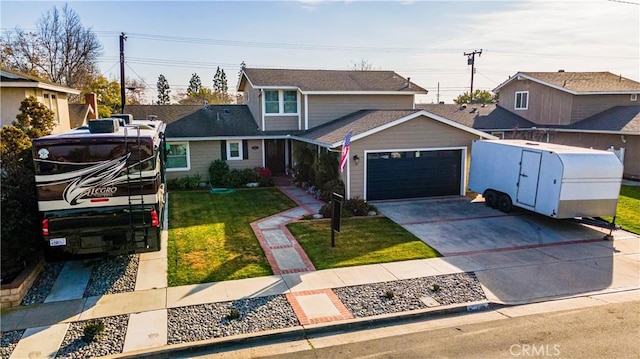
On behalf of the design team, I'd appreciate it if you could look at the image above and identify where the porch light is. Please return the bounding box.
[353,155,360,165]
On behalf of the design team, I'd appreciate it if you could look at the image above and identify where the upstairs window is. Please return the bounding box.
[264,90,298,114]
[515,91,528,110]
[264,90,279,113]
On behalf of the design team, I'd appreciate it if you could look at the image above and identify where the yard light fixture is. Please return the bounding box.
[353,154,360,165]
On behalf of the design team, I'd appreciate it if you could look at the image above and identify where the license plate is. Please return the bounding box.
[49,238,66,247]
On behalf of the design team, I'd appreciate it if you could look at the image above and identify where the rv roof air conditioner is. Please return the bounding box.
[88,119,120,133]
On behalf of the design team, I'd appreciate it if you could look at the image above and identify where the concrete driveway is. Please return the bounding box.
[374,196,613,256]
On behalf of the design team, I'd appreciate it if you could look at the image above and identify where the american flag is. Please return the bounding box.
[339,129,352,173]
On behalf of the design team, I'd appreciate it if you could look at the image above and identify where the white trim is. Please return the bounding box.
[261,139,266,168]
[226,140,243,160]
[1,81,81,94]
[304,94,309,130]
[363,146,467,201]
[301,90,424,95]
[329,110,498,148]
[631,94,638,102]
[515,91,529,110]
[166,142,190,172]
[167,135,289,141]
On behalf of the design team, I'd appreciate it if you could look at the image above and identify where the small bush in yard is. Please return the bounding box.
[320,179,345,202]
[222,169,243,188]
[82,319,105,343]
[344,198,377,216]
[383,290,395,299]
[209,159,229,186]
[225,308,241,320]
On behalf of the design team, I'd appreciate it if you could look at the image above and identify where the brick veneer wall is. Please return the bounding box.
[0,258,44,308]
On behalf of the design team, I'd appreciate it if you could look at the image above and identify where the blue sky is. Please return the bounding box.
[2,1,638,104]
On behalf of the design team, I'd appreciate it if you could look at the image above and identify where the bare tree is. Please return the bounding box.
[1,4,102,98]
[349,59,375,71]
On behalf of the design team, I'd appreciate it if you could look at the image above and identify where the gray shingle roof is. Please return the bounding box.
[495,71,640,94]
[239,68,427,93]
[124,105,260,137]
[565,106,640,133]
[416,103,536,130]
[301,110,421,146]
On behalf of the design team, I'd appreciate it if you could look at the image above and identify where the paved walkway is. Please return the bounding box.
[2,183,639,358]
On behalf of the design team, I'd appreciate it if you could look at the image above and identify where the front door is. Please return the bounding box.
[265,139,285,174]
[516,150,542,207]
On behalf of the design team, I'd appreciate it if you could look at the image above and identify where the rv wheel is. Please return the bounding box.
[497,194,512,213]
[484,190,498,209]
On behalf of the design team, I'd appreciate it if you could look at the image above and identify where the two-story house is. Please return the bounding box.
[0,67,81,134]
[419,71,640,180]
[127,68,496,201]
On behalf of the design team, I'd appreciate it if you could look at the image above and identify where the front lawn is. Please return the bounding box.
[287,217,440,270]
[167,188,296,286]
[610,185,640,234]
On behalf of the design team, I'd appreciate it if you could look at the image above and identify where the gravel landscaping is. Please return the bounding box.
[167,295,299,345]
[20,254,139,306]
[0,330,24,359]
[55,315,128,359]
[333,273,486,318]
[83,255,139,297]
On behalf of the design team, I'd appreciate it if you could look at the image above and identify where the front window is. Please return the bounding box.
[515,91,528,110]
[227,140,242,160]
[166,142,189,171]
[265,90,279,113]
[264,90,298,115]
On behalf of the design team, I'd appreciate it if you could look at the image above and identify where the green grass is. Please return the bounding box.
[607,185,640,235]
[287,217,440,270]
[167,188,296,286]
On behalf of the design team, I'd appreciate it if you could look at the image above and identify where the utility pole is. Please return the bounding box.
[120,32,127,114]
[464,49,482,103]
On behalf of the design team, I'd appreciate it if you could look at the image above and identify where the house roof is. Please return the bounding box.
[238,68,428,94]
[0,66,80,94]
[68,104,94,129]
[563,106,640,133]
[299,109,496,148]
[416,103,537,130]
[124,104,260,138]
[494,71,640,95]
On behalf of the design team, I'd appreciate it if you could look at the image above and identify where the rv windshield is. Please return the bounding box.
[34,141,155,176]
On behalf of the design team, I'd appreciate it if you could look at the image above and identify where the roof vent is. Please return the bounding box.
[88,119,119,133]
[147,115,158,121]
[558,69,565,72]
[459,104,467,110]
[470,107,478,113]
[439,101,445,105]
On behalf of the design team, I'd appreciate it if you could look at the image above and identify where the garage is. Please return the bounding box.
[366,148,463,200]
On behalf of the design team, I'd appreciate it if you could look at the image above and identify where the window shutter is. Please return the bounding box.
[221,140,227,160]
[243,140,249,160]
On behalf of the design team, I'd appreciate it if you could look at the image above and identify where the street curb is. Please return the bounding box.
[104,300,494,358]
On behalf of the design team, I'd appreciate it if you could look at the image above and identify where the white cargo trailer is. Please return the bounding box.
[468,140,623,219]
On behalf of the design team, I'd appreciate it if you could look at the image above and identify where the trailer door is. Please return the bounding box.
[516,150,542,207]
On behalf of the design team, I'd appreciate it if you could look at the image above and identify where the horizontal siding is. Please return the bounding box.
[347,116,478,200]
[499,80,573,125]
[166,139,265,181]
[264,115,298,131]
[308,94,414,129]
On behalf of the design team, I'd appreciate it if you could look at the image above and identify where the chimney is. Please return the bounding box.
[84,93,98,119]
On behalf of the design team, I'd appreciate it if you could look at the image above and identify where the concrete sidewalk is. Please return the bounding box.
[2,184,639,358]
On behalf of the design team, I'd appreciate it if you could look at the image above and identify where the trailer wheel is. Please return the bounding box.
[484,190,498,209]
[497,194,513,213]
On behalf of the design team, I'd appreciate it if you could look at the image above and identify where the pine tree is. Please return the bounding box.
[156,74,171,105]
[187,73,201,96]
[213,67,229,103]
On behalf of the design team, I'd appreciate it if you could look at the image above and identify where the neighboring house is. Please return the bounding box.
[419,71,640,180]
[128,68,496,201]
[68,93,99,128]
[0,67,80,134]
